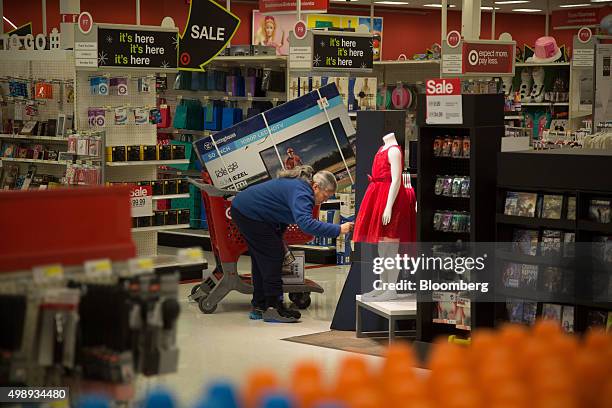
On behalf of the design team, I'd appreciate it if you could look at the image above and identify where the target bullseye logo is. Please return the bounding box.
[468,50,479,66]
[180,52,191,66]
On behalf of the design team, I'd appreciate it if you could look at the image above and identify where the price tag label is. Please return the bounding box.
[33,264,64,283]
[130,185,153,217]
[128,257,154,274]
[425,78,463,125]
[178,247,205,264]
[84,259,113,278]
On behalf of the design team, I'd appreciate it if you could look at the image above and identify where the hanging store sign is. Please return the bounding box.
[551,6,608,30]
[461,41,515,76]
[78,12,94,35]
[259,0,328,13]
[425,78,463,125]
[312,32,373,71]
[97,26,178,69]
[178,0,240,71]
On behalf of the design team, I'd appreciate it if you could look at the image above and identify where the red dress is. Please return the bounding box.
[353,145,416,243]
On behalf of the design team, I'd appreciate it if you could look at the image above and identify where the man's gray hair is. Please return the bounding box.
[278,166,337,192]
[313,170,337,192]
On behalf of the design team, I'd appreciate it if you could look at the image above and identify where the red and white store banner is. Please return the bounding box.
[552,6,611,30]
[259,0,328,13]
[425,78,463,125]
[462,41,515,75]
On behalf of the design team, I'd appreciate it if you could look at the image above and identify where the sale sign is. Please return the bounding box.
[130,185,153,217]
[259,0,328,13]
[425,78,463,125]
[462,41,515,75]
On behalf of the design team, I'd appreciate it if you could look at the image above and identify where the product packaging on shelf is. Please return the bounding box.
[106,146,126,162]
[158,144,172,160]
[127,145,141,161]
[142,145,157,161]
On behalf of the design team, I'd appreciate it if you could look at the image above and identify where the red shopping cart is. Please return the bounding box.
[187,178,324,314]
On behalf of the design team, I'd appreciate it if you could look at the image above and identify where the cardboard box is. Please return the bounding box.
[282,250,305,284]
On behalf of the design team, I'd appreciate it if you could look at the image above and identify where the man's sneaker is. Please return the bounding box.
[249,305,265,320]
[262,303,301,323]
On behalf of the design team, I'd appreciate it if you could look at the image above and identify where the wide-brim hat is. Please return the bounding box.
[527,36,562,63]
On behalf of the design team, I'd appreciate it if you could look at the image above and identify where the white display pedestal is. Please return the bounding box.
[355,294,417,343]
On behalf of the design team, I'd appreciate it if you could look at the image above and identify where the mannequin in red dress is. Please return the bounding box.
[353,132,417,301]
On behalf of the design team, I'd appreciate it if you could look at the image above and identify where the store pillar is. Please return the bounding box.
[461,0,482,41]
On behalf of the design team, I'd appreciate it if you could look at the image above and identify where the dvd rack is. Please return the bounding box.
[494,149,612,334]
[414,94,504,357]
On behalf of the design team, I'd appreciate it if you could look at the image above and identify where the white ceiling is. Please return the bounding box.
[327,0,611,15]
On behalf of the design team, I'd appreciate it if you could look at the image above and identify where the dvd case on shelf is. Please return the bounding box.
[541,194,563,219]
[513,229,538,256]
[542,303,562,323]
[520,264,538,290]
[589,200,611,224]
[561,305,575,333]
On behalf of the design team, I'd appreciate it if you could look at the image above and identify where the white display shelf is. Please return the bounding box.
[172,91,286,102]
[159,228,210,238]
[212,55,287,64]
[1,157,69,165]
[132,224,191,232]
[515,62,570,67]
[157,128,213,138]
[521,102,570,106]
[375,60,440,65]
[570,110,593,118]
[0,134,69,142]
[152,194,190,200]
[106,159,189,166]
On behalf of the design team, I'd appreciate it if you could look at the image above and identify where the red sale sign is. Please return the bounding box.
[462,42,515,75]
[259,0,328,13]
[426,78,461,96]
[426,78,463,125]
[130,185,153,217]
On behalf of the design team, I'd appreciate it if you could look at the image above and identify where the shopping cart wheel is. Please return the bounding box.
[198,295,218,314]
[289,292,311,309]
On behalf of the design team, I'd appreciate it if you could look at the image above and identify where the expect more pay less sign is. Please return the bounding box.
[462,41,515,75]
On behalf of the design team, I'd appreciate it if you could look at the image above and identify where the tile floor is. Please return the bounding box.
[143,249,384,405]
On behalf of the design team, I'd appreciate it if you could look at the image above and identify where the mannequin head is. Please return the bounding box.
[521,68,532,84]
[532,67,545,84]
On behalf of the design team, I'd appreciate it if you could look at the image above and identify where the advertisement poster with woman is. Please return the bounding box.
[252,11,383,59]
[253,12,295,55]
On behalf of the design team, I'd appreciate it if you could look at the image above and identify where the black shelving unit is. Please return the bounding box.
[494,149,612,333]
[414,94,504,355]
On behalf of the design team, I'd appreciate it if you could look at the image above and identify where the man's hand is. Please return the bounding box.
[340,222,354,235]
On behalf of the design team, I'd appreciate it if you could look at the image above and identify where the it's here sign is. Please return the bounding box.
[425,78,463,125]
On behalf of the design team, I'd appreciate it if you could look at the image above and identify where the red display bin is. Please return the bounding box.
[0,186,135,273]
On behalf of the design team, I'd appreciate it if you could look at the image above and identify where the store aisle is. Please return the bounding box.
[144,249,383,405]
